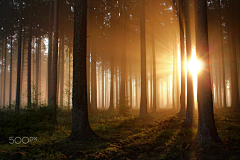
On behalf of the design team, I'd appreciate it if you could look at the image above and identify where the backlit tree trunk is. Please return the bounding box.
[184,0,194,126]
[68,0,99,141]
[47,0,53,105]
[139,0,149,118]
[27,0,33,108]
[193,0,222,147]
[49,0,59,122]
[15,0,23,113]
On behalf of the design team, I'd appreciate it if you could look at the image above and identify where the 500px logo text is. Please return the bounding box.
[9,137,37,144]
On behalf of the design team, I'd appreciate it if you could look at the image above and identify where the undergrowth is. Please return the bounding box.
[0,107,239,160]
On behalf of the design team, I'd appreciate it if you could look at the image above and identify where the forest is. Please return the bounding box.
[0,0,240,159]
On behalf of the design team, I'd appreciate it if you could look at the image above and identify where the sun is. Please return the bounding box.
[188,57,201,74]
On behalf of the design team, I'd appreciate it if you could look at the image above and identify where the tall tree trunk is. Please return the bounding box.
[217,0,226,108]
[184,0,194,126]
[227,0,239,110]
[179,0,186,114]
[60,33,64,107]
[9,31,13,106]
[1,40,3,106]
[193,0,222,147]
[48,0,53,104]
[139,0,149,118]
[91,4,97,112]
[49,0,59,122]
[109,0,115,111]
[119,0,127,113]
[35,37,40,105]
[68,48,71,109]
[67,0,100,141]
[152,32,156,112]
[20,27,25,105]
[39,38,41,103]
[15,0,23,113]
[87,0,91,112]
[3,34,7,106]
[27,0,32,108]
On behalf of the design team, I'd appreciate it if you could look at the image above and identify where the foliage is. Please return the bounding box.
[22,82,43,108]
[117,97,131,117]
[0,108,240,159]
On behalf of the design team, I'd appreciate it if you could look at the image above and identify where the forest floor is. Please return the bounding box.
[0,106,240,160]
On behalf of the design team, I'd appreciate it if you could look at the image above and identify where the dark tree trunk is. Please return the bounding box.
[109,0,115,111]
[0,40,3,106]
[20,27,26,105]
[87,0,91,112]
[3,34,7,106]
[178,0,186,115]
[9,31,13,106]
[68,48,71,109]
[15,0,23,113]
[35,37,40,105]
[193,0,222,147]
[139,0,149,118]
[60,33,64,107]
[217,0,226,108]
[67,0,99,141]
[49,0,59,122]
[119,0,126,110]
[27,0,33,108]
[227,0,240,110]
[48,0,53,105]
[184,0,194,126]
[91,4,97,112]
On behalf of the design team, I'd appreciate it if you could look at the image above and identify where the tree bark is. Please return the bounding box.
[15,0,23,113]
[48,0,53,105]
[193,0,222,147]
[139,0,149,118]
[9,31,13,106]
[3,34,7,106]
[184,0,194,126]
[67,0,100,141]
[49,0,59,122]
[178,0,186,115]
[27,0,33,108]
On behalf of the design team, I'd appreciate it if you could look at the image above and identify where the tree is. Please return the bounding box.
[178,0,186,115]
[184,0,194,126]
[15,0,23,113]
[67,0,99,141]
[49,0,59,122]
[139,0,149,118]
[193,0,222,147]
[27,0,33,108]
[47,0,53,105]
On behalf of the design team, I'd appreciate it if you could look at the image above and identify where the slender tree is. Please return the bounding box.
[178,0,186,115]
[48,0,53,105]
[184,0,194,126]
[3,34,7,106]
[67,0,100,141]
[15,0,23,113]
[139,0,149,118]
[193,0,222,147]
[27,0,33,108]
[49,0,59,122]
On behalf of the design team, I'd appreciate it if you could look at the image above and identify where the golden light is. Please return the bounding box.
[188,47,201,74]
[188,58,201,74]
